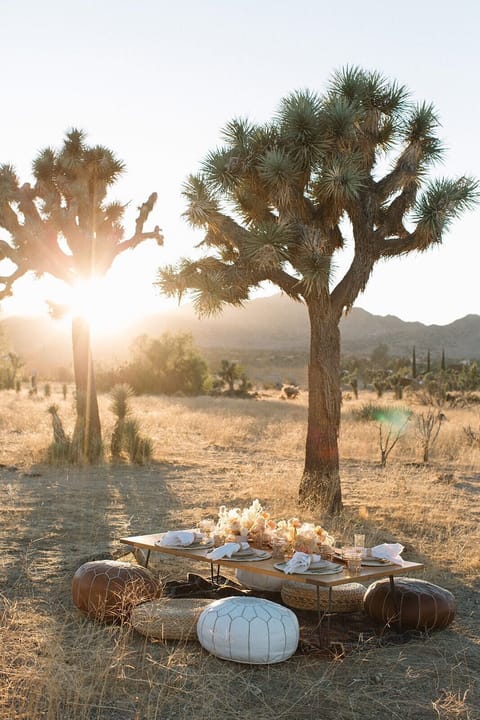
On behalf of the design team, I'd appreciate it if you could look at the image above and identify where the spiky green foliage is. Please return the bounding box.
[157,66,478,317]
[0,128,163,298]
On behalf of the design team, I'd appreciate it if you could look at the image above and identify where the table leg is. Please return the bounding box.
[314,586,333,648]
[389,575,402,631]
[326,587,332,645]
[144,549,151,568]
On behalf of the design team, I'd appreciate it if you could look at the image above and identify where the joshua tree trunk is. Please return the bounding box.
[71,316,102,463]
[298,301,342,514]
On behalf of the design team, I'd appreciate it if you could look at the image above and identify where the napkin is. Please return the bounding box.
[283,551,321,574]
[158,530,202,547]
[370,543,405,565]
[206,541,250,560]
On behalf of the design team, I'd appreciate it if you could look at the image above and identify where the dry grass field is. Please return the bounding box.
[0,386,479,720]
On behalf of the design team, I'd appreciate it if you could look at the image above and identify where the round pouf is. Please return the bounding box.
[281,581,365,613]
[364,578,456,631]
[131,598,213,641]
[72,560,160,623]
[235,568,284,593]
[197,596,299,664]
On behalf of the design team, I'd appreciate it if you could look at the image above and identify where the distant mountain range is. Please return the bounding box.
[1,294,479,375]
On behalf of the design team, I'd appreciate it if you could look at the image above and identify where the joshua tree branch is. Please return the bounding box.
[0,266,27,298]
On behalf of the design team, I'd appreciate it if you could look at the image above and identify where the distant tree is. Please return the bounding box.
[218,360,244,393]
[441,348,446,371]
[157,67,478,513]
[98,332,210,396]
[412,346,417,379]
[371,344,390,369]
[0,129,163,462]
[0,352,24,390]
[427,350,431,374]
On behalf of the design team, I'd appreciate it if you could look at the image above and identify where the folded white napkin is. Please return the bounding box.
[283,551,322,574]
[206,541,250,560]
[158,530,202,547]
[370,543,405,565]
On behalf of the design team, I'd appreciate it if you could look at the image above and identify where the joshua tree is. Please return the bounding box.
[218,359,244,393]
[0,129,163,463]
[157,66,478,514]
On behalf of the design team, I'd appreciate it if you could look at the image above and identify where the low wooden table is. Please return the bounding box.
[120,532,425,645]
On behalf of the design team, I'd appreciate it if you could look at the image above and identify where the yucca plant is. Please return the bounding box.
[123,419,153,465]
[110,383,134,460]
[46,404,71,463]
[109,384,153,464]
[157,66,478,513]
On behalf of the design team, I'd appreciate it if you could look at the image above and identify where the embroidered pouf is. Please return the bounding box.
[196,596,299,664]
[364,578,456,631]
[72,560,160,623]
[281,581,365,613]
[235,568,284,593]
[131,598,213,641]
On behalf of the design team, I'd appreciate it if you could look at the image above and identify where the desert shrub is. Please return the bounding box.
[96,332,210,396]
[46,440,71,463]
[123,418,153,464]
[353,402,412,465]
[414,408,446,462]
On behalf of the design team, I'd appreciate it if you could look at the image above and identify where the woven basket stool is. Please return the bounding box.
[131,598,213,641]
[281,581,365,613]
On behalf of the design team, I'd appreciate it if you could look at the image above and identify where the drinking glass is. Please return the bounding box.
[271,537,287,560]
[354,533,365,549]
[343,547,363,573]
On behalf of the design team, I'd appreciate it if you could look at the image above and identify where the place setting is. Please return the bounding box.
[205,541,272,562]
[155,530,214,550]
[273,551,343,576]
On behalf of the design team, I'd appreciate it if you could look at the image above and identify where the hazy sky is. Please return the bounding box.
[1,0,479,326]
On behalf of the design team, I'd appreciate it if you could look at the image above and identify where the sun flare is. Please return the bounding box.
[67,275,156,336]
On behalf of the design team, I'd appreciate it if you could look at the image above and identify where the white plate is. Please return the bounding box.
[155,539,214,550]
[274,561,343,575]
[226,549,272,562]
[361,558,394,566]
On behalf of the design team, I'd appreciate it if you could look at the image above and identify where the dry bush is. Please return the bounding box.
[0,388,478,719]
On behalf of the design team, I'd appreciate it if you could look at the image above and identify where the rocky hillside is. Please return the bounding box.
[1,294,479,375]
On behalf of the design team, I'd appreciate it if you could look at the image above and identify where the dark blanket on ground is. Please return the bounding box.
[162,573,427,657]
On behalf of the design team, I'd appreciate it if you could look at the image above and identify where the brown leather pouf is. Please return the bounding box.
[72,560,160,623]
[364,578,456,631]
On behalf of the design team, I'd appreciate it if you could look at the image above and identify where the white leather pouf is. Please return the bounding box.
[196,596,299,664]
[235,568,284,592]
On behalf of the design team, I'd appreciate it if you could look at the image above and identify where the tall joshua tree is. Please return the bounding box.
[0,129,163,463]
[157,67,477,514]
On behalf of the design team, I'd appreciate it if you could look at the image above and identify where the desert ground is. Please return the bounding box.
[0,387,479,720]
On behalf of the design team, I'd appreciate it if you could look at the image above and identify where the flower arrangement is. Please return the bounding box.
[216,499,273,541]
[213,500,334,553]
[273,519,334,554]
